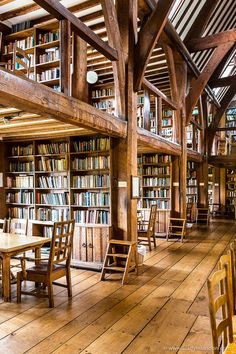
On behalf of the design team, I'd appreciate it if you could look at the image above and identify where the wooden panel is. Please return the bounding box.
[86,227,93,262]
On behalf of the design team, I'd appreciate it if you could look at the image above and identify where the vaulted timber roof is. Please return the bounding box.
[0,0,234,140]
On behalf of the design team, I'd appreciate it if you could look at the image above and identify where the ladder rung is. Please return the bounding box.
[107,253,128,258]
[104,266,125,272]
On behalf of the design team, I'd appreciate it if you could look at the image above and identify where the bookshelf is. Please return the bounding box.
[137,93,144,128]
[226,168,236,214]
[138,153,172,235]
[91,84,115,115]
[3,22,63,91]
[161,109,174,141]
[3,136,112,268]
[187,161,198,204]
[208,166,214,211]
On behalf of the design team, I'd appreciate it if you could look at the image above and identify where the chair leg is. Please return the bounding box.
[47,281,54,308]
[152,234,157,248]
[66,268,72,298]
[17,272,22,303]
[147,235,152,251]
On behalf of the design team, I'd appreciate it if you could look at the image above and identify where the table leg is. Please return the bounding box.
[35,247,42,289]
[2,254,11,302]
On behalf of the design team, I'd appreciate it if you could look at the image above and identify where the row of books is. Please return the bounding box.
[227,191,236,197]
[141,154,171,164]
[38,176,68,189]
[11,144,33,156]
[143,189,170,198]
[38,142,69,155]
[38,207,69,222]
[72,174,110,189]
[187,179,197,186]
[162,118,172,126]
[163,109,173,117]
[186,187,198,195]
[36,192,69,205]
[71,156,110,171]
[8,206,34,219]
[6,191,34,204]
[73,192,110,207]
[73,210,109,224]
[73,138,110,152]
[37,68,60,82]
[93,100,115,110]
[137,96,144,104]
[4,36,34,54]
[137,116,144,128]
[6,176,34,188]
[38,157,67,172]
[187,195,197,203]
[143,199,170,209]
[161,128,173,140]
[12,21,32,33]
[9,162,34,172]
[143,177,170,187]
[92,88,114,98]
[142,166,170,175]
[38,31,60,45]
[38,47,60,64]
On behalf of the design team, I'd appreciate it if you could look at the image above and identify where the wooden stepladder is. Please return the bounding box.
[100,239,138,285]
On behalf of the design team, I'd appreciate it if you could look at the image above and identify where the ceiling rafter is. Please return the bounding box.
[210,75,236,88]
[188,29,236,52]
[134,0,175,91]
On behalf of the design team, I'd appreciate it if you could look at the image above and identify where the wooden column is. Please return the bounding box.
[157,97,162,135]
[220,168,226,207]
[171,156,180,217]
[197,159,208,207]
[0,142,6,218]
[143,90,150,131]
[72,34,88,102]
[112,0,137,241]
[60,19,71,95]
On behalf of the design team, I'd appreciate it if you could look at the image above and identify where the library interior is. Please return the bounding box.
[0,0,235,353]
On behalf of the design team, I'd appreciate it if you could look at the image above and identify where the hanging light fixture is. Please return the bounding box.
[86,70,98,84]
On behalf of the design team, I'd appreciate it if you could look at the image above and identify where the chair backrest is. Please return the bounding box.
[218,250,234,315]
[168,218,186,233]
[207,266,233,354]
[13,43,31,78]
[0,218,7,233]
[229,241,236,314]
[9,218,28,235]
[147,205,157,236]
[48,220,75,272]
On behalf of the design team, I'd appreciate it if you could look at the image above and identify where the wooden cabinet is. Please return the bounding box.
[72,225,110,268]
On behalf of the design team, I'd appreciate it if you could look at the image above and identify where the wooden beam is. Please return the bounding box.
[60,19,71,95]
[186,42,235,124]
[187,149,204,163]
[101,0,126,118]
[208,84,236,153]
[0,0,14,5]
[210,75,236,88]
[32,0,99,25]
[188,29,236,52]
[34,0,118,61]
[0,69,127,138]
[210,44,236,82]
[0,4,40,21]
[134,0,175,90]
[72,35,88,102]
[184,0,219,45]
[142,78,178,110]
[162,44,178,103]
[137,127,181,155]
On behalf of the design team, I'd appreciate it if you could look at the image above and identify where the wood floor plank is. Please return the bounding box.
[0,220,233,353]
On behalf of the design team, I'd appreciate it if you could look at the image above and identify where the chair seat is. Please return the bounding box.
[26,263,66,275]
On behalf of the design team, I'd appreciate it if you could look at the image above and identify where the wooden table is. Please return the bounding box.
[0,233,51,302]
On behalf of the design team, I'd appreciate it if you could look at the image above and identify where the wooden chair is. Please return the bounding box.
[207,266,236,353]
[196,208,210,225]
[137,204,157,251]
[167,218,186,242]
[17,220,75,308]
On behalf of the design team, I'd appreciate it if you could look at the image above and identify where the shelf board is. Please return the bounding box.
[35,188,69,190]
[35,171,68,174]
[71,168,109,172]
[35,59,60,70]
[8,155,34,159]
[35,153,68,157]
[71,205,110,209]
[6,203,34,206]
[70,150,110,155]
[92,95,115,100]
[36,39,60,50]
[143,186,170,188]
[71,187,110,190]
[36,204,69,207]
[6,171,34,174]
[5,187,34,190]
[38,78,60,86]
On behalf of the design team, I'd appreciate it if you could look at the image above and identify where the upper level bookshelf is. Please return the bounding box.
[226,168,236,213]
[4,136,112,226]
[138,153,172,210]
[161,109,174,141]
[91,84,115,115]
[2,21,62,91]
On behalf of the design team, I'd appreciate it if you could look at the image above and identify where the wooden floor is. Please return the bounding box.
[0,219,235,353]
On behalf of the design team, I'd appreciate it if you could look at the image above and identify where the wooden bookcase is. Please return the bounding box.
[186,161,198,222]
[226,168,236,214]
[2,21,64,92]
[91,84,115,115]
[138,152,172,235]
[161,109,174,141]
[3,136,112,269]
[208,166,214,211]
